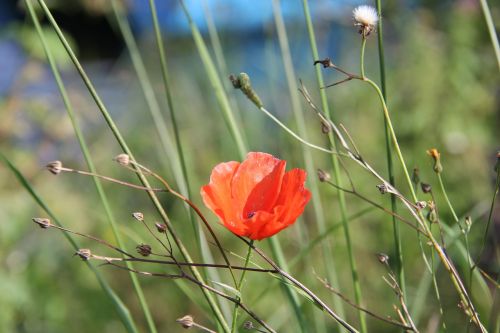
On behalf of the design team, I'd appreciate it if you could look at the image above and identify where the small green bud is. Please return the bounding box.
[229,73,263,108]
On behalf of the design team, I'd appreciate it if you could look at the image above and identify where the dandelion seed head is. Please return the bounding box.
[353,5,378,36]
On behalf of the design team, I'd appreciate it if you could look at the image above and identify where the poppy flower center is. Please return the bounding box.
[247,211,255,219]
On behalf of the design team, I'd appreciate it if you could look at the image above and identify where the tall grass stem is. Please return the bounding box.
[272,1,344,331]
[178,1,309,329]
[302,0,365,330]
[375,0,406,299]
[27,1,156,331]
[479,0,500,70]
[35,0,230,330]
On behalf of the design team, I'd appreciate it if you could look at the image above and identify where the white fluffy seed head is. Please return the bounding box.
[352,5,379,38]
[353,5,379,29]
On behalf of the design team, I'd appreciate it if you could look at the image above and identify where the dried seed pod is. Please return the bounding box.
[32,217,51,229]
[376,184,388,194]
[377,253,389,264]
[176,315,194,329]
[416,201,427,210]
[421,182,432,194]
[132,212,144,221]
[155,222,167,233]
[75,249,92,261]
[136,244,152,257]
[317,169,331,182]
[46,161,63,175]
[114,153,130,166]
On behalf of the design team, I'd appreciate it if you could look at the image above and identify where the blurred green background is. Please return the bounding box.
[0,0,498,332]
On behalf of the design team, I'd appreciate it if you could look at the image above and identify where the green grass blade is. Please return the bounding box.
[109,0,186,197]
[375,0,406,300]
[0,152,139,333]
[34,0,230,330]
[178,1,316,329]
[301,0,365,330]
[25,2,157,331]
[178,0,247,159]
[272,1,346,330]
[479,0,500,70]
[146,0,233,321]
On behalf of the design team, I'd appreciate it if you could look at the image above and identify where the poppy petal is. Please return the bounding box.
[200,161,247,235]
[275,169,311,225]
[231,152,282,212]
[245,210,278,240]
[243,160,286,217]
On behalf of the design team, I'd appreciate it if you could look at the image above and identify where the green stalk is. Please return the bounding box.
[178,0,247,159]
[272,1,343,331]
[110,0,234,322]
[302,0,364,331]
[479,0,500,71]
[109,0,187,197]
[475,161,500,266]
[374,0,405,298]
[178,1,308,330]
[35,1,230,330]
[430,228,447,330]
[26,2,156,331]
[363,77,486,331]
[231,241,253,333]
[437,173,472,278]
[360,37,367,79]
[146,0,234,320]
[267,239,307,331]
[0,152,138,333]
[200,0,247,153]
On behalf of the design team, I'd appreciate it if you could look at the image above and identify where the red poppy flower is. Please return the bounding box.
[200,152,311,240]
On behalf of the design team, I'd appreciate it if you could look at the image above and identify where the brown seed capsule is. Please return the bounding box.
[114,154,130,166]
[321,122,332,134]
[377,253,389,264]
[132,212,144,221]
[376,184,388,194]
[176,315,194,329]
[243,321,254,330]
[155,222,167,233]
[317,169,331,182]
[75,249,92,261]
[46,161,63,175]
[416,201,427,210]
[32,217,51,229]
[136,244,152,257]
[313,58,334,68]
[421,183,432,194]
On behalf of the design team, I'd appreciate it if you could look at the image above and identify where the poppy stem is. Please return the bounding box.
[231,240,254,332]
